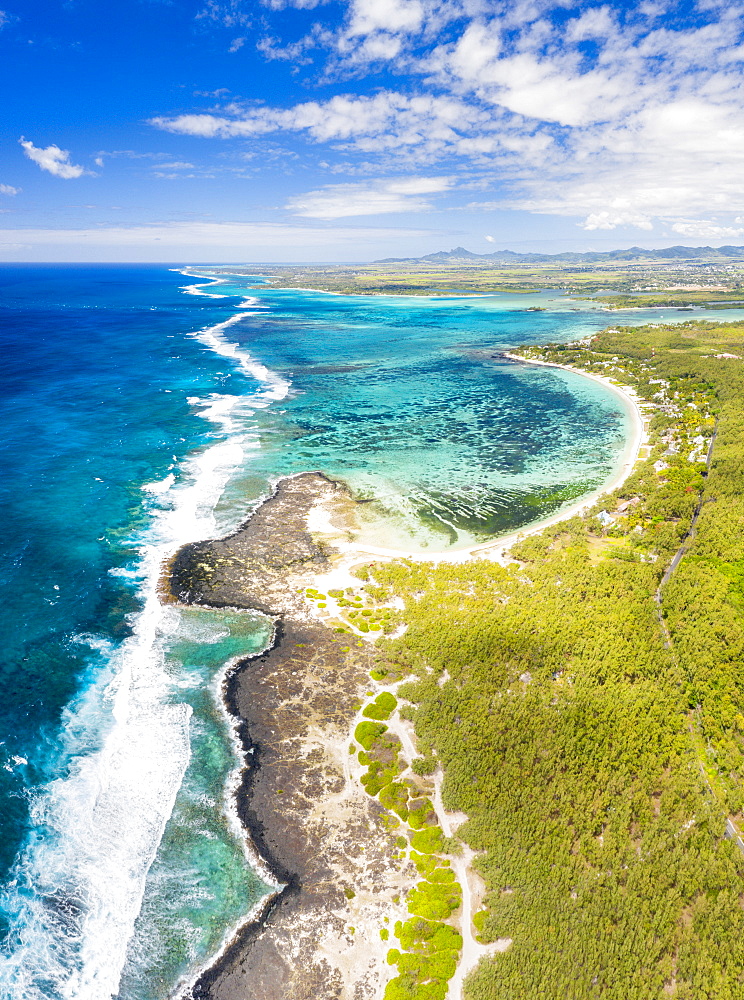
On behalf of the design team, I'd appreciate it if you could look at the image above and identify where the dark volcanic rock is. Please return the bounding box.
[171,473,413,1000]
[170,472,347,615]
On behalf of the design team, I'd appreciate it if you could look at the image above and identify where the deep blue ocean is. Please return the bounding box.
[0,264,735,999]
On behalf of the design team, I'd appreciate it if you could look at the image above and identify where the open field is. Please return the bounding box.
[216,260,744,301]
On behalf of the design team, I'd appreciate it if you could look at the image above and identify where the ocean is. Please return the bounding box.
[0,264,732,999]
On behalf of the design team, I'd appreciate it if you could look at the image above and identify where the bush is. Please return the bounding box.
[379,781,409,819]
[354,721,387,750]
[409,826,445,855]
[376,691,398,712]
[363,692,398,720]
[407,879,461,920]
[411,756,437,776]
[407,799,436,830]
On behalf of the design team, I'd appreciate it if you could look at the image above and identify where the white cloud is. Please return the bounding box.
[196,0,252,27]
[581,210,654,232]
[484,234,495,242]
[261,0,330,8]
[20,138,92,179]
[447,21,501,80]
[286,176,451,217]
[0,183,19,196]
[671,220,744,239]
[152,92,492,157]
[154,0,744,235]
[566,6,617,43]
[345,0,424,38]
[152,161,195,170]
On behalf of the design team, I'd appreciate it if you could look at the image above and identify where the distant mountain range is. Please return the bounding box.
[374,245,744,265]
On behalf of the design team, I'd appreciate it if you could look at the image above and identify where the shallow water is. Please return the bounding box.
[0,264,727,999]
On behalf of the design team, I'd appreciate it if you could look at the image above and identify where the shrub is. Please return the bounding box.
[362,692,398,720]
[407,879,461,920]
[354,721,387,750]
[409,826,445,855]
[411,756,437,776]
[379,781,409,819]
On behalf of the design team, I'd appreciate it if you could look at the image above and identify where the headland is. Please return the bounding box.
[167,352,648,1000]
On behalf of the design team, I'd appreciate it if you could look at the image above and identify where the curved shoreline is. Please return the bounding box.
[166,357,649,999]
[326,352,648,567]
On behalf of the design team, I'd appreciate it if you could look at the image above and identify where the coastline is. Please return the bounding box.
[320,353,648,568]
[169,474,421,1000]
[166,356,649,1000]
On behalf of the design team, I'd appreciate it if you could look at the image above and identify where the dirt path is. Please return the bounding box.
[653,426,744,858]
[380,701,509,1000]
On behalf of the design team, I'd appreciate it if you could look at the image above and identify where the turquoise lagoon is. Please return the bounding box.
[0,265,738,1000]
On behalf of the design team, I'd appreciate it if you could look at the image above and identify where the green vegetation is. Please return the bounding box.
[360,320,744,999]
[321,584,400,636]
[354,720,388,750]
[351,690,463,999]
[590,290,744,309]
[385,919,463,1000]
[214,261,744,298]
[362,691,398,720]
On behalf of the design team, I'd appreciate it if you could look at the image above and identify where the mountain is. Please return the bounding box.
[374,245,744,265]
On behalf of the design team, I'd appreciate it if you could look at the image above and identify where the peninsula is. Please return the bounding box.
[167,314,744,1000]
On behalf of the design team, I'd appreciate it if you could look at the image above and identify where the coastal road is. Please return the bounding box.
[654,425,744,859]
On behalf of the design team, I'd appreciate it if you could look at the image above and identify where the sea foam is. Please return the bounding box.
[0,308,289,1000]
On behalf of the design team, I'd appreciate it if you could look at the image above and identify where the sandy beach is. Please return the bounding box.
[303,354,649,577]
[166,355,651,1000]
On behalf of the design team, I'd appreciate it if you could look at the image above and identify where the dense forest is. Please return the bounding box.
[357,321,744,998]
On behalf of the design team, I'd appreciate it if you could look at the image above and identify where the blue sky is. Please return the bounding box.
[2,0,744,261]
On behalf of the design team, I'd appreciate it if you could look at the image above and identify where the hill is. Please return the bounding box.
[375,244,744,265]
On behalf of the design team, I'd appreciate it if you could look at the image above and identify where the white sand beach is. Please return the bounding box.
[306,354,649,575]
[295,352,650,654]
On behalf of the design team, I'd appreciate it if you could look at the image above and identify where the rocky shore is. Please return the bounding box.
[170,474,417,1000]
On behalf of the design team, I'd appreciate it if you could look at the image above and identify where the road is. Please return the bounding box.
[654,425,744,858]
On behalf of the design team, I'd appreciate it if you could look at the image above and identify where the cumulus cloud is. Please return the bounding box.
[286,176,451,217]
[152,92,496,157]
[20,138,92,179]
[158,0,744,235]
[345,0,424,38]
[671,220,744,239]
[0,183,19,196]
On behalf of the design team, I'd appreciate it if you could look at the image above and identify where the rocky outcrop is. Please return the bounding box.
[171,474,415,1000]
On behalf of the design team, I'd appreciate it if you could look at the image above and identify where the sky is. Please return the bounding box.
[2,0,744,262]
